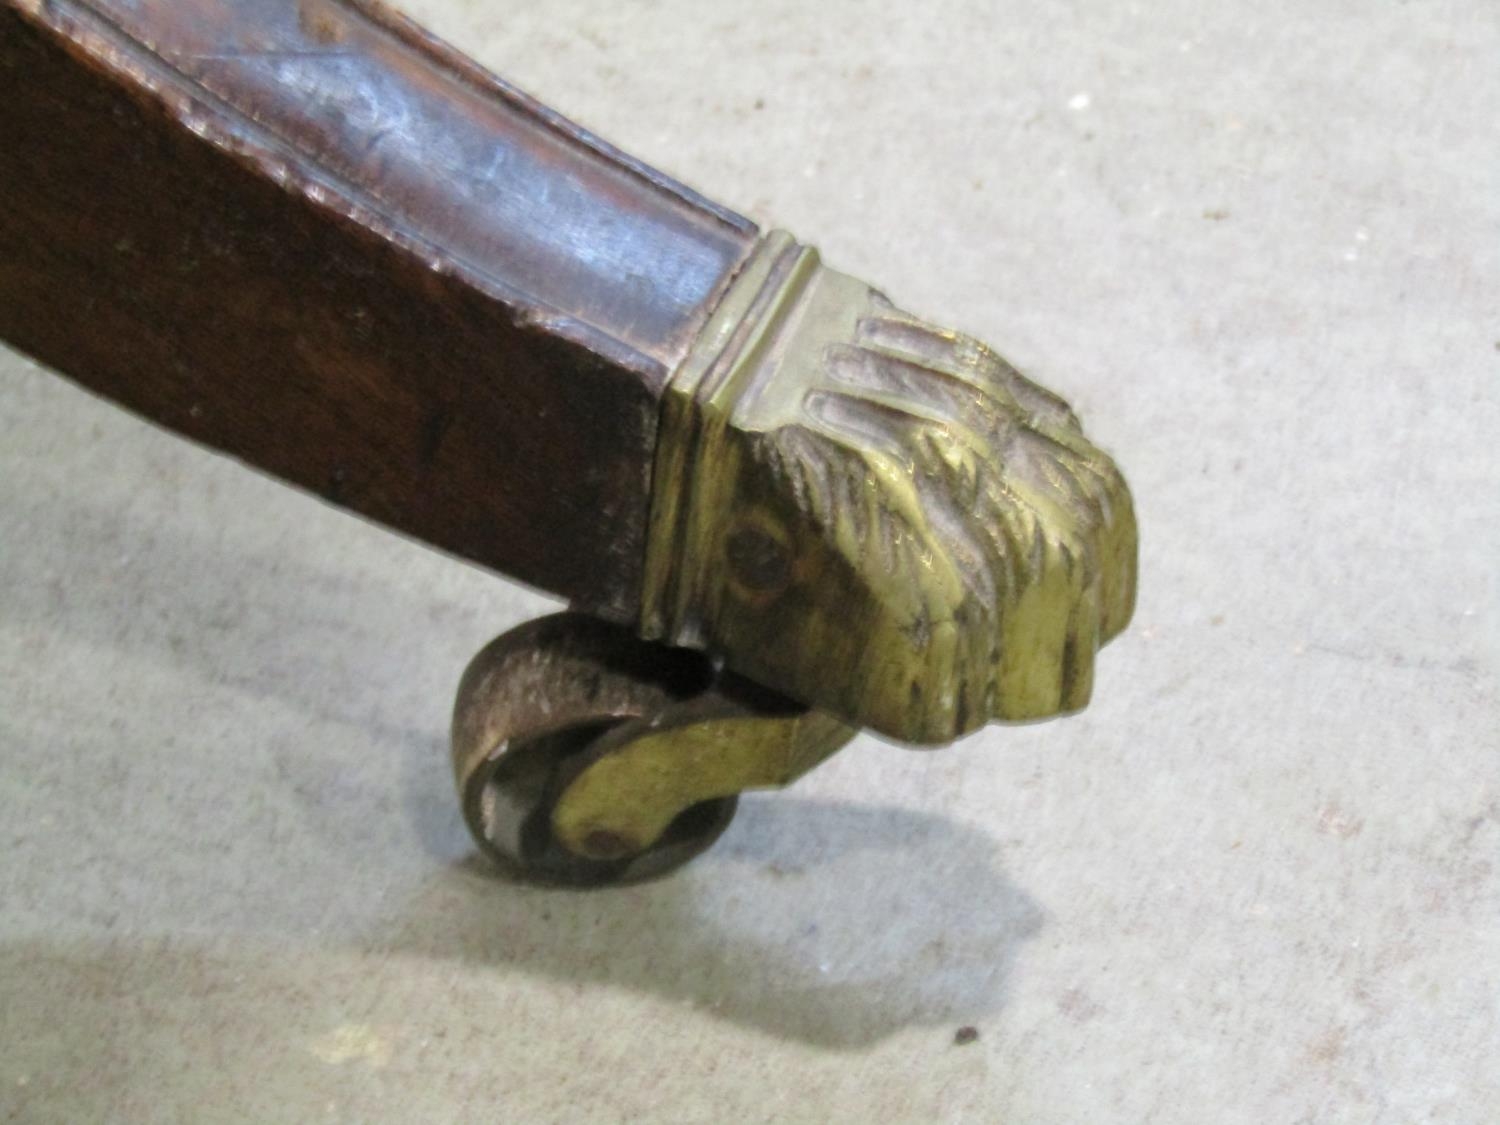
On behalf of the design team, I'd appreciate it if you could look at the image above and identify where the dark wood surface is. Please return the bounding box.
[0,0,760,620]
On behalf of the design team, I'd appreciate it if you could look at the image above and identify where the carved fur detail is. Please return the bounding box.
[650,236,1137,743]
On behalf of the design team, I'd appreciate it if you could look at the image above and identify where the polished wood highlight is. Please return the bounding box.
[0,0,759,618]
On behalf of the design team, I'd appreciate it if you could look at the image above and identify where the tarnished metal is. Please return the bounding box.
[551,680,853,861]
[451,613,852,885]
[643,232,1138,744]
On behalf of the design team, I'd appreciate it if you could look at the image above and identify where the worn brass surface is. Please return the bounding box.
[643,232,1138,744]
[551,682,853,860]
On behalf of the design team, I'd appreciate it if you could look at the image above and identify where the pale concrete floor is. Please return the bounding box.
[2,1,1496,1121]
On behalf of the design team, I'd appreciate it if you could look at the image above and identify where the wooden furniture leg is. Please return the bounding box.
[0,0,1137,882]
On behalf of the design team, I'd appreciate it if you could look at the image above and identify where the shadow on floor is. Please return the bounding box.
[383,776,1043,1050]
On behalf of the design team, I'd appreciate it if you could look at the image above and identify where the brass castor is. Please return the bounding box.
[451,613,853,886]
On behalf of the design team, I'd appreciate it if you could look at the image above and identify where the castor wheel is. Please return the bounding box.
[451,613,854,886]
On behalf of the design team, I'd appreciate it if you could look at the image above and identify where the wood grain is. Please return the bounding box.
[0,0,759,619]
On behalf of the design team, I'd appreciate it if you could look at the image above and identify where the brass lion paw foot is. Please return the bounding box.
[643,233,1138,745]
[453,235,1136,886]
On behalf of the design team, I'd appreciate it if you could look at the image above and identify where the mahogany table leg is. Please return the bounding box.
[0,0,1137,881]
